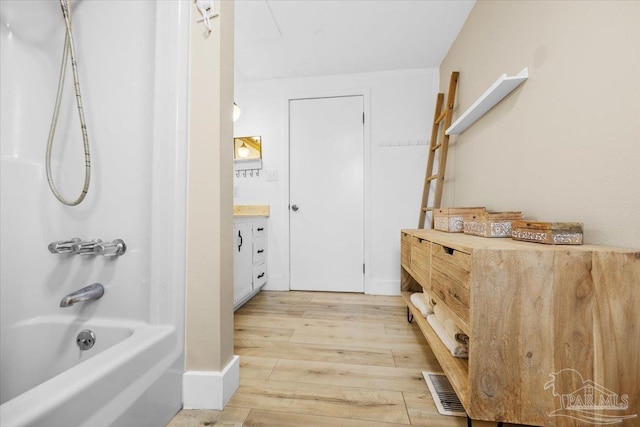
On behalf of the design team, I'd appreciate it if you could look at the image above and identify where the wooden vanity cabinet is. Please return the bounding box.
[400,229,639,426]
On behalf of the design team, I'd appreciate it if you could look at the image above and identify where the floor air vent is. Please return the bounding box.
[422,371,467,417]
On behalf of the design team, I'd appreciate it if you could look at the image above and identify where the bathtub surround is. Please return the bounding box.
[0,0,189,425]
[183,0,238,410]
[439,0,640,249]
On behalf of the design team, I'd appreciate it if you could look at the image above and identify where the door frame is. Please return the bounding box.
[282,88,371,293]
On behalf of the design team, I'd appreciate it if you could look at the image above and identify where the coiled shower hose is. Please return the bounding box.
[46,0,90,206]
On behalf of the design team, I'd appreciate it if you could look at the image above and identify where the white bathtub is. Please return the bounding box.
[0,316,180,427]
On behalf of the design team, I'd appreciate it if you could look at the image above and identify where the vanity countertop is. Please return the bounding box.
[233,205,270,217]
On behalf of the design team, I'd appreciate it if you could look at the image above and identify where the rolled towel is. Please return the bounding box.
[410,292,433,317]
[455,333,469,346]
[422,288,437,311]
[433,304,460,338]
[427,314,468,358]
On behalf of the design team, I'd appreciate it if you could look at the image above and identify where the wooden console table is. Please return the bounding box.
[401,229,639,426]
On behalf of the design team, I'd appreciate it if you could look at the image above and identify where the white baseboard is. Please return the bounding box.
[182,355,240,410]
[261,277,400,295]
[367,279,400,296]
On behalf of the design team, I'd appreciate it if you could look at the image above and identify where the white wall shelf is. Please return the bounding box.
[446,67,528,136]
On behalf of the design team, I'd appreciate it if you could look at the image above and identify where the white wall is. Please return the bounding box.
[234,68,439,294]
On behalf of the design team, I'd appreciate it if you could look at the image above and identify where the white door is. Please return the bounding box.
[289,96,364,292]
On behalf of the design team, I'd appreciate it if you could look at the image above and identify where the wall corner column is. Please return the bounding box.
[184,0,236,410]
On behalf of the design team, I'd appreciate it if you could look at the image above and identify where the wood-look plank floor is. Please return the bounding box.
[167,291,525,427]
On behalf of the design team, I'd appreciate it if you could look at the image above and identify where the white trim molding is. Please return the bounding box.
[182,355,240,409]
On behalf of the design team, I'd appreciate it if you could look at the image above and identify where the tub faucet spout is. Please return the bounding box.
[60,283,104,307]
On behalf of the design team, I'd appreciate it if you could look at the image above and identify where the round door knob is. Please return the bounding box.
[291,204,299,211]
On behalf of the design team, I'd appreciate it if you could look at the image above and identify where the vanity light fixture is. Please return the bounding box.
[233,102,241,122]
[237,141,250,158]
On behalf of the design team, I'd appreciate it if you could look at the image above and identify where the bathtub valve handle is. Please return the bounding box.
[95,239,127,257]
[70,239,102,255]
[48,237,82,254]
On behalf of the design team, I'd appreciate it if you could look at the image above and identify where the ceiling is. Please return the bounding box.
[234,0,475,81]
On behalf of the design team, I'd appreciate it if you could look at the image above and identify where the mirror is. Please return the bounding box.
[234,136,262,161]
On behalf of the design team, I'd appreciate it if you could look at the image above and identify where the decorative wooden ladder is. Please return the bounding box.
[418,71,459,229]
